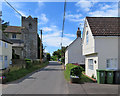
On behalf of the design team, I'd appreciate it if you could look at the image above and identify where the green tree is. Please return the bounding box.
[2,20,9,31]
[46,53,51,61]
[51,46,67,63]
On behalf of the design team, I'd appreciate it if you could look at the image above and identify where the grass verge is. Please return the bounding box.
[3,61,49,83]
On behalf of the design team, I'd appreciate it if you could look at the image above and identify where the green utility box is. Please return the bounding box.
[106,70,114,84]
[96,69,106,84]
[114,70,120,84]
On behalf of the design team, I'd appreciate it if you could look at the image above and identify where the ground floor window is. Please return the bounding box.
[106,58,117,69]
[88,59,93,70]
[0,55,3,63]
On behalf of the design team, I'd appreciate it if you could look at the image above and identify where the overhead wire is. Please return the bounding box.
[4,0,23,17]
[61,0,66,48]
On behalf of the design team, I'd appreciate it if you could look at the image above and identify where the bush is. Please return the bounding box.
[26,61,32,69]
[70,66,83,78]
[33,60,41,65]
[64,64,83,81]
[25,58,31,61]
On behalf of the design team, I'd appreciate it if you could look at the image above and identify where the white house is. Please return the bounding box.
[0,31,13,69]
[82,17,119,78]
[65,28,85,66]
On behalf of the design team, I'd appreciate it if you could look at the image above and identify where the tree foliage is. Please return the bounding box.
[2,20,9,31]
[51,46,67,63]
[46,53,51,61]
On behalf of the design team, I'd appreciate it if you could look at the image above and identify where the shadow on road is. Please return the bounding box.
[48,63,62,66]
[42,68,64,72]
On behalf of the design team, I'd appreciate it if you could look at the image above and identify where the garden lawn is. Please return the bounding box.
[3,61,49,83]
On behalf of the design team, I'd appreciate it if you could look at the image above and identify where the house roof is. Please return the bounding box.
[0,33,13,44]
[4,26,25,33]
[10,39,24,43]
[86,17,120,36]
[65,37,81,52]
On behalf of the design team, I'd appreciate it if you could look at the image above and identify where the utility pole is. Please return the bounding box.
[40,29,42,63]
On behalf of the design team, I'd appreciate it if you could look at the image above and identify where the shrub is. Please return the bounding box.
[26,61,32,69]
[25,58,31,61]
[61,57,65,64]
[70,66,83,78]
[33,60,40,65]
[91,74,96,79]
[64,63,83,81]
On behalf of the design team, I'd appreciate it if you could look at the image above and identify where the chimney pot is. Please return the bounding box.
[77,27,81,38]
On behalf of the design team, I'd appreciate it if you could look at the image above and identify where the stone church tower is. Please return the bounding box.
[22,16,38,59]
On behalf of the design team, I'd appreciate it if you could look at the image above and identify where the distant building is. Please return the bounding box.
[82,17,120,78]
[65,28,85,66]
[4,16,39,59]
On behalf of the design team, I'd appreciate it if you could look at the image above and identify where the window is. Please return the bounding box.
[5,56,7,61]
[0,56,3,62]
[106,58,117,69]
[5,43,8,48]
[12,34,16,39]
[86,31,89,44]
[88,59,93,70]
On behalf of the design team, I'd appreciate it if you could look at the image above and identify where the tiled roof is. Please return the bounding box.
[0,33,13,44]
[4,26,25,33]
[86,17,120,36]
[10,39,24,43]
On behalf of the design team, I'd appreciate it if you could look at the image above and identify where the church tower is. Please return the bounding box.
[22,16,38,59]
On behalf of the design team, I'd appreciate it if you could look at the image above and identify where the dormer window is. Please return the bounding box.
[86,31,89,44]
[29,23,32,29]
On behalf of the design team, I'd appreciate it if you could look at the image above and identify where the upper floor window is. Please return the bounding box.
[12,34,16,39]
[5,43,8,48]
[86,31,89,44]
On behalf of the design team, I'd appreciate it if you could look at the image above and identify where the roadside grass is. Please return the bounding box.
[64,64,93,83]
[3,61,49,83]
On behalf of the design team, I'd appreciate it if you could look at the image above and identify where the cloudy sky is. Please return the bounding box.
[2,1,118,54]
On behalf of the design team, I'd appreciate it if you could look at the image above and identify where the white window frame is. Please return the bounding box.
[106,58,117,69]
[88,59,94,70]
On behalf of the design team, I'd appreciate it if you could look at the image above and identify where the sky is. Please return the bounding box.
[2,0,118,54]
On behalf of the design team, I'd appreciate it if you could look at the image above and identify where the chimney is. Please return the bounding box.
[77,27,81,38]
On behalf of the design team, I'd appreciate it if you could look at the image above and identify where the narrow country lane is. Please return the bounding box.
[2,61,69,94]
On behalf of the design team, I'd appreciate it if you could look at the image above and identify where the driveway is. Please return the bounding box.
[2,61,68,94]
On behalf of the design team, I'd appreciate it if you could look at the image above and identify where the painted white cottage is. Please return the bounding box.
[65,28,85,66]
[82,17,120,78]
[0,32,13,69]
